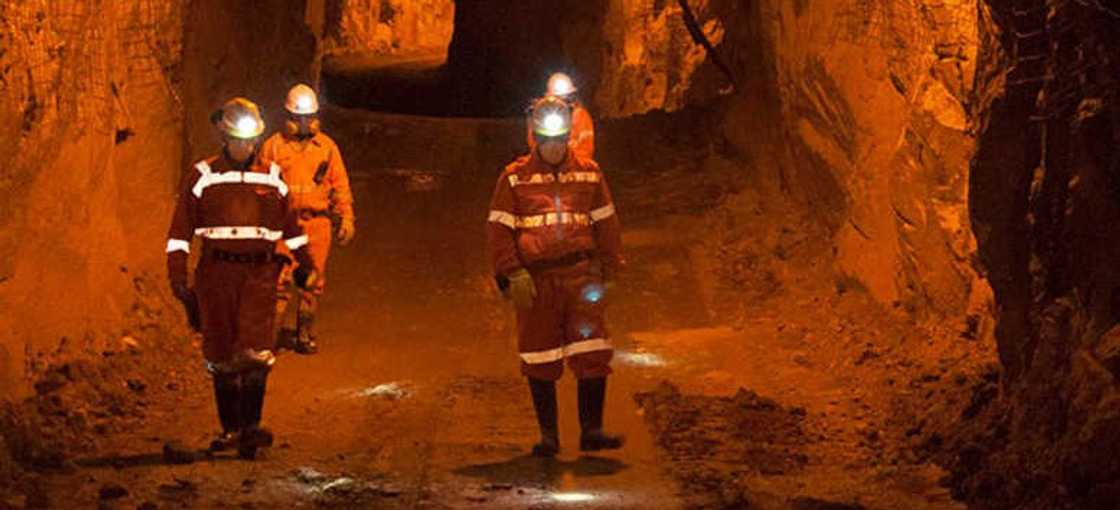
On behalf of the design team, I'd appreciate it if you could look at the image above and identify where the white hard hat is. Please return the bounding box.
[546,73,577,98]
[285,83,319,115]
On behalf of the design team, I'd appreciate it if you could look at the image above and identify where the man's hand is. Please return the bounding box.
[338,217,356,246]
[171,282,201,331]
[506,269,537,310]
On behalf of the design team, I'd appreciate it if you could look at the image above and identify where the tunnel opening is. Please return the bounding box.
[321,0,602,118]
[319,0,458,116]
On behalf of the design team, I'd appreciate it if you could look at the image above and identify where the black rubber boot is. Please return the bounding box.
[209,373,241,452]
[528,378,559,457]
[294,312,319,355]
[238,368,274,459]
[578,377,624,451]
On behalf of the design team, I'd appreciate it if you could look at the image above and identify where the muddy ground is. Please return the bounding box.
[0,106,995,509]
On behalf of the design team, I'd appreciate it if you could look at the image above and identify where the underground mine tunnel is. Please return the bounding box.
[1,1,1119,509]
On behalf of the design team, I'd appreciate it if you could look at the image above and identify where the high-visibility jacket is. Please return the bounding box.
[258,132,354,221]
[166,155,313,287]
[526,102,595,161]
[487,152,622,278]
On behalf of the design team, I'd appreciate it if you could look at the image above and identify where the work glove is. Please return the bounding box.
[505,269,537,310]
[171,282,201,331]
[293,266,318,291]
[338,217,356,246]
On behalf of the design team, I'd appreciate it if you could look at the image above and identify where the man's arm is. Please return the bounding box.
[487,170,523,280]
[589,165,623,279]
[166,162,203,329]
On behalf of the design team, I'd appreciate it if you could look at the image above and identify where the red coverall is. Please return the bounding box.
[166,155,313,367]
[488,152,623,381]
[526,102,595,161]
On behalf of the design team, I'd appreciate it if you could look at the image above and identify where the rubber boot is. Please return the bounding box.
[238,368,274,459]
[528,378,559,457]
[578,377,624,451]
[209,373,241,452]
[294,310,319,355]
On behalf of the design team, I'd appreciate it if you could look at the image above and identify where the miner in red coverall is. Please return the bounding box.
[489,96,624,457]
[166,98,317,459]
[526,72,595,161]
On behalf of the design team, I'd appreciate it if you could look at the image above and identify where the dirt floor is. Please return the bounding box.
[0,107,996,509]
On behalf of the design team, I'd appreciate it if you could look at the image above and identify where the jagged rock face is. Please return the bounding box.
[0,0,321,398]
[323,0,454,56]
[592,0,728,118]
[442,0,730,117]
[960,2,1120,508]
[0,1,186,396]
[710,0,986,322]
[181,0,318,161]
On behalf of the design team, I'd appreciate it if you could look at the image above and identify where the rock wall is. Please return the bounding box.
[181,0,319,163]
[0,0,320,397]
[953,2,1120,508]
[709,0,988,323]
[323,0,454,56]
[592,0,729,118]
[0,0,186,399]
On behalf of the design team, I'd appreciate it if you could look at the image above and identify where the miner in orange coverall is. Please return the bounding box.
[259,84,355,355]
[167,98,317,459]
[489,96,624,457]
[525,72,595,160]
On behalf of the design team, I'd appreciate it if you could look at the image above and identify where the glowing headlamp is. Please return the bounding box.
[233,116,259,138]
[296,95,314,112]
[543,113,566,133]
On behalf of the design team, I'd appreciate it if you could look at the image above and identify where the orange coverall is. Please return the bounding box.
[258,131,353,321]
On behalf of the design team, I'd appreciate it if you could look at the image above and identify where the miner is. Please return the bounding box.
[489,96,624,457]
[526,72,595,160]
[167,97,317,459]
[259,84,356,355]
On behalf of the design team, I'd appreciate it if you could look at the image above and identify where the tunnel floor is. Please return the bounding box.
[20,108,993,509]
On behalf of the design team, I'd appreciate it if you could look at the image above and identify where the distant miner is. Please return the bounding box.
[489,96,624,456]
[526,72,595,160]
[167,97,317,459]
[260,84,356,355]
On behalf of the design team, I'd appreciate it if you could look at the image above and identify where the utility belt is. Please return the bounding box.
[208,248,276,264]
[295,208,332,221]
[527,250,595,272]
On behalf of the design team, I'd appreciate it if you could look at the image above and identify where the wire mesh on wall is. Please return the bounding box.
[0,0,185,136]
